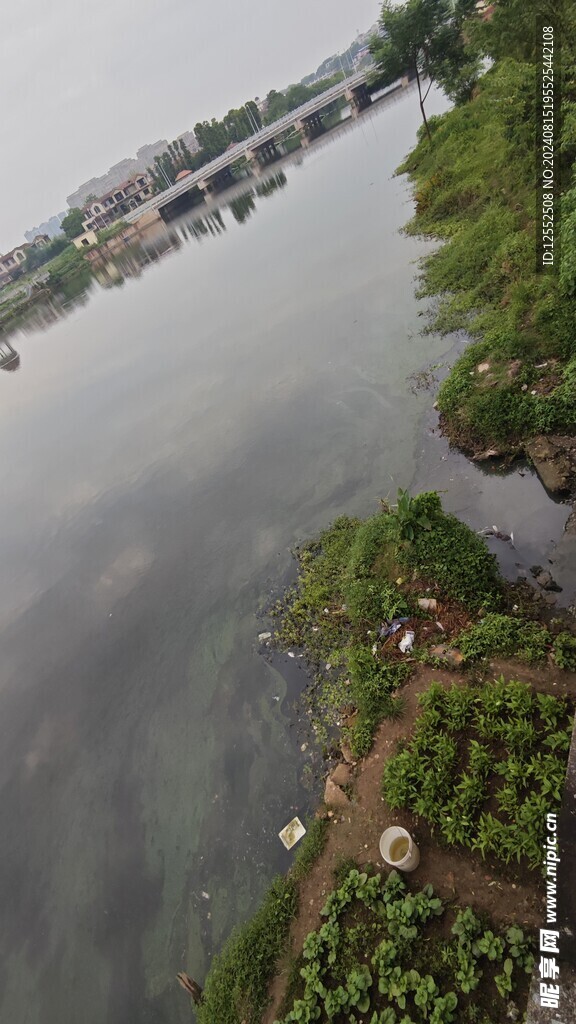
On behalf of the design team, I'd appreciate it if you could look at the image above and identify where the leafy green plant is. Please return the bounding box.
[346,964,372,1013]
[505,926,535,973]
[552,632,576,670]
[392,488,434,543]
[472,930,504,962]
[494,958,514,998]
[429,992,458,1024]
[277,869,533,1024]
[456,615,550,663]
[382,679,572,873]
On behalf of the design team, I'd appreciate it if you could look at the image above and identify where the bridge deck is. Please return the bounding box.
[124,68,381,223]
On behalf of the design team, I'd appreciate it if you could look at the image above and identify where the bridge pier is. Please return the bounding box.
[295,111,325,144]
[346,82,373,115]
[197,165,236,196]
[246,139,280,171]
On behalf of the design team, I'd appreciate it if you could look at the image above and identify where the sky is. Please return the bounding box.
[0,0,381,250]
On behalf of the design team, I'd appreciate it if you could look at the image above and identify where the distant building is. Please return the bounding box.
[0,244,30,286]
[31,233,50,247]
[175,130,199,153]
[24,213,65,243]
[81,174,153,232]
[136,140,168,165]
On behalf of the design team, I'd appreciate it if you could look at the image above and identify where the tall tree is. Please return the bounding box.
[370,0,481,141]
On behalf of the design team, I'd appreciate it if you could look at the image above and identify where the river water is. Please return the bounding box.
[0,86,572,1024]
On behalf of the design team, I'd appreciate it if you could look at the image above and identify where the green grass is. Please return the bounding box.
[196,876,298,1024]
[455,613,551,663]
[272,493,569,759]
[398,54,576,453]
[196,819,329,1024]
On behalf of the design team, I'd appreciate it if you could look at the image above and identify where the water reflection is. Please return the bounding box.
[0,339,20,372]
[0,88,410,362]
[0,82,572,1024]
[255,170,288,199]
[0,170,292,358]
[228,191,256,225]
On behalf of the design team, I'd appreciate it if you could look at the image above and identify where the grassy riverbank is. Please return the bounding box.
[396,20,576,456]
[191,495,576,1023]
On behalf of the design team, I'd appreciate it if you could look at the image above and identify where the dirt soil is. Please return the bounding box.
[263,659,576,1024]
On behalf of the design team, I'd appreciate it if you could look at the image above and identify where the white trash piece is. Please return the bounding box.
[279,816,306,850]
[398,630,415,654]
[379,826,420,872]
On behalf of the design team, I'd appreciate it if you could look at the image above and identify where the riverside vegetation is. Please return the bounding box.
[384,0,576,455]
[193,494,575,1023]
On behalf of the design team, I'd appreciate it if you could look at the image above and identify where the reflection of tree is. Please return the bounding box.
[228,191,256,225]
[185,210,227,241]
[255,171,288,199]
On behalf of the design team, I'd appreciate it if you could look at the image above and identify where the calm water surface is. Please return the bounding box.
[0,87,571,1024]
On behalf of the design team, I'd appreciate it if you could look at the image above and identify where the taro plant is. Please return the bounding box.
[392,488,434,543]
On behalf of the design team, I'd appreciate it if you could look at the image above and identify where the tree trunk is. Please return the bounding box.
[414,62,432,144]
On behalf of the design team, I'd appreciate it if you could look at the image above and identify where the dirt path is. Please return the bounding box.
[263,659,576,1024]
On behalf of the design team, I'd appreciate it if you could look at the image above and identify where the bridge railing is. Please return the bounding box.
[125,67,377,220]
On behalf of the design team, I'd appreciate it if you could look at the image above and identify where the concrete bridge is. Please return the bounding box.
[124,68,403,223]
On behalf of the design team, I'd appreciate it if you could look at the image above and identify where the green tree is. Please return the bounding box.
[61,208,85,240]
[370,0,481,141]
[193,119,229,159]
[263,90,289,124]
[471,0,575,65]
[147,164,165,194]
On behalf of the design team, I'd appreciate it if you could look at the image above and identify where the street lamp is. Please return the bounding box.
[245,103,260,136]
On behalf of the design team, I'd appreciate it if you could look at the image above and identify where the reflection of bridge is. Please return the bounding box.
[125,68,405,223]
[0,339,20,372]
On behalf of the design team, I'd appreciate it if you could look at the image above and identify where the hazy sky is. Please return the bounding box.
[0,0,381,249]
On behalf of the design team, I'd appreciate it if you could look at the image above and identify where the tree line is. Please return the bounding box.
[145,73,349,194]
